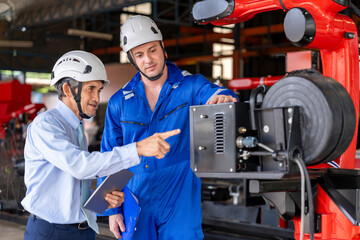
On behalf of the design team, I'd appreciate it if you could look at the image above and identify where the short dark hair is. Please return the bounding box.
[55,77,79,100]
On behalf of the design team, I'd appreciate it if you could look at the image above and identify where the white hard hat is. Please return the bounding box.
[120,15,163,53]
[50,50,110,86]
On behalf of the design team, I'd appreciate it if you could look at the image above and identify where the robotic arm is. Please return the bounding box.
[191,1,360,239]
[193,0,359,168]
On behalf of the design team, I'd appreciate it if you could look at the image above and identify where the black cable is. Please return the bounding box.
[294,156,314,240]
[249,85,266,130]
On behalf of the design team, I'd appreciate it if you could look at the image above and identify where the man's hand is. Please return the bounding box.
[105,191,125,209]
[109,214,125,239]
[207,94,238,104]
[136,129,180,159]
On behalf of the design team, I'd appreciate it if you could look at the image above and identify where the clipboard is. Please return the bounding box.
[84,169,134,215]
[121,186,141,240]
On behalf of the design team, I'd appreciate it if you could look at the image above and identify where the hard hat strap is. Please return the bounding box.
[69,81,91,119]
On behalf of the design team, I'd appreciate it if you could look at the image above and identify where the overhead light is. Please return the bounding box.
[67,28,113,41]
[0,40,33,48]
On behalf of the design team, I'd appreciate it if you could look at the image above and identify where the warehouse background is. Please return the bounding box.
[0,1,359,239]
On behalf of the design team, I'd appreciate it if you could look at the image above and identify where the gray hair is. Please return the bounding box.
[55,77,79,100]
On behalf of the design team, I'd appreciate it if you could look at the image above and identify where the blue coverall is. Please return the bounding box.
[99,62,238,240]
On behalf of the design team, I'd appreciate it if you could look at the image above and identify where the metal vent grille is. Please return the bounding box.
[214,113,225,154]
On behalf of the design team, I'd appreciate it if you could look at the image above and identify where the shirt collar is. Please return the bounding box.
[166,61,185,84]
[56,100,82,130]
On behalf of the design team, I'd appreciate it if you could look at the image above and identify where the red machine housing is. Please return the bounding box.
[0,79,45,139]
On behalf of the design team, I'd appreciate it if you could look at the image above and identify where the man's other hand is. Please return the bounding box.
[109,214,125,239]
[136,129,181,159]
[207,94,238,104]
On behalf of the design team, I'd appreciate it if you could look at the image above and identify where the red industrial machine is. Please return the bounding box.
[229,75,282,90]
[229,51,314,90]
[0,79,45,211]
[191,1,360,240]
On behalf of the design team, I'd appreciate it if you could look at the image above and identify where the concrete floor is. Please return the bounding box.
[0,219,26,240]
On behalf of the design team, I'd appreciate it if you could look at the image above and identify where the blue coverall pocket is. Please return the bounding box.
[159,102,188,121]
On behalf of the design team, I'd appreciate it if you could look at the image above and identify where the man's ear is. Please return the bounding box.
[127,50,136,67]
[62,82,72,98]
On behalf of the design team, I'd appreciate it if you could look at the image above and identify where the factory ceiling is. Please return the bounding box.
[0,0,359,78]
[0,0,198,74]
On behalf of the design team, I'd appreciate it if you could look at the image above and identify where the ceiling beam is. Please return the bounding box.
[11,0,196,30]
[67,28,113,40]
[11,0,146,29]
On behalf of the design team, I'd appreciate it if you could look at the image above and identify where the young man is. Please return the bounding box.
[100,15,238,240]
[22,50,180,240]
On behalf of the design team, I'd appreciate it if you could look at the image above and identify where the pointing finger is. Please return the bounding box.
[158,129,181,140]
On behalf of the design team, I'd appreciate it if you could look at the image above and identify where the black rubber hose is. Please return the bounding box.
[249,85,266,130]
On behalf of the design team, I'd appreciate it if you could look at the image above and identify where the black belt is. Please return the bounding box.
[30,213,90,230]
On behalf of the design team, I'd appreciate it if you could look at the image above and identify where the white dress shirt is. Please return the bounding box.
[21,100,140,224]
